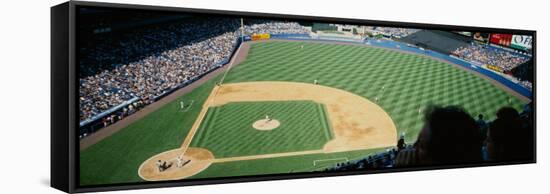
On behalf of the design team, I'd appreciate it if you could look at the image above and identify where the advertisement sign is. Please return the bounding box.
[486,64,504,73]
[489,33,513,47]
[511,35,532,50]
[251,33,271,41]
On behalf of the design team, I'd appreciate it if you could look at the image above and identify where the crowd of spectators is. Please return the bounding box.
[79,18,241,122]
[325,149,399,171]
[512,59,534,90]
[452,43,532,90]
[243,20,311,35]
[452,43,530,72]
[79,19,313,126]
[325,104,534,171]
[518,80,533,90]
[79,17,243,77]
[367,26,420,38]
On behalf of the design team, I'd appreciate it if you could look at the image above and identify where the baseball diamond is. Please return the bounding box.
[190,100,334,158]
[79,40,528,185]
[137,81,397,181]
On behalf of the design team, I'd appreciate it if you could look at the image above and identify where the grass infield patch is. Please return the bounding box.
[190,100,333,158]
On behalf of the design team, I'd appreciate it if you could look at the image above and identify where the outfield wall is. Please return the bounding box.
[244,34,532,99]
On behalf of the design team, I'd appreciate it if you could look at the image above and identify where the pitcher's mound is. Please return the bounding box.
[252,119,280,131]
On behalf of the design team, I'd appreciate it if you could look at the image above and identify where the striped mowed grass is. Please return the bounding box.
[224,41,527,142]
[189,100,333,158]
[80,40,528,185]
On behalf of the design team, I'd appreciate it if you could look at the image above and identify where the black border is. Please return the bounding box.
[55,0,536,193]
[51,2,70,192]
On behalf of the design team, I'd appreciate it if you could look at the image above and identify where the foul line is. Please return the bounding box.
[213,149,325,163]
[180,43,244,153]
[218,43,243,86]
[179,86,220,151]
[313,157,348,166]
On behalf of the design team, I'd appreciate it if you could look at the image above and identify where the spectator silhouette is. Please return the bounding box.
[486,107,534,162]
[397,134,406,152]
[395,106,482,167]
[476,114,488,143]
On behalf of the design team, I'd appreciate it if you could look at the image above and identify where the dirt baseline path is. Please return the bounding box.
[211,81,397,152]
[138,81,397,181]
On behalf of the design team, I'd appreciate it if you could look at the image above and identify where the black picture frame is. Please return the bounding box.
[51,1,536,193]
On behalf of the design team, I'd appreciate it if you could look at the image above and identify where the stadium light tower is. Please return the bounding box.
[240,17,244,42]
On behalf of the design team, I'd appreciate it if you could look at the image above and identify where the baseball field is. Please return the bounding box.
[79,40,528,186]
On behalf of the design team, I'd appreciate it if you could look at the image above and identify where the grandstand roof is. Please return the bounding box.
[400,30,470,54]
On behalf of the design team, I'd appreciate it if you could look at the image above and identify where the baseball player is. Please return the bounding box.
[156,160,164,172]
[176,155,184,168]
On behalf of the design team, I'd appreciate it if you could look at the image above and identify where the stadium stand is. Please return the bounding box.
[512,59,534,90]
[243,20,311,35]
[452,43,530,72]
[79,18,240,123]
[451,42,532,90]
[367,26,420,38]
[79,17,313,137]
[400,30,471,54]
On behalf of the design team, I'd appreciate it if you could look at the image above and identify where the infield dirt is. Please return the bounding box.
[138,81,397,181]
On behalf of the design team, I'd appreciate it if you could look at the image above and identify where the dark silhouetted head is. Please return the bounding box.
[487,107,533,162]
[496,107,519,120]
[415,106,482,165]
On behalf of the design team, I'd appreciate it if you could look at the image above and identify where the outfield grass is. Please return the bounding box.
[190,101,332,158]
[224,41,526,142]
[79,40,527,185]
